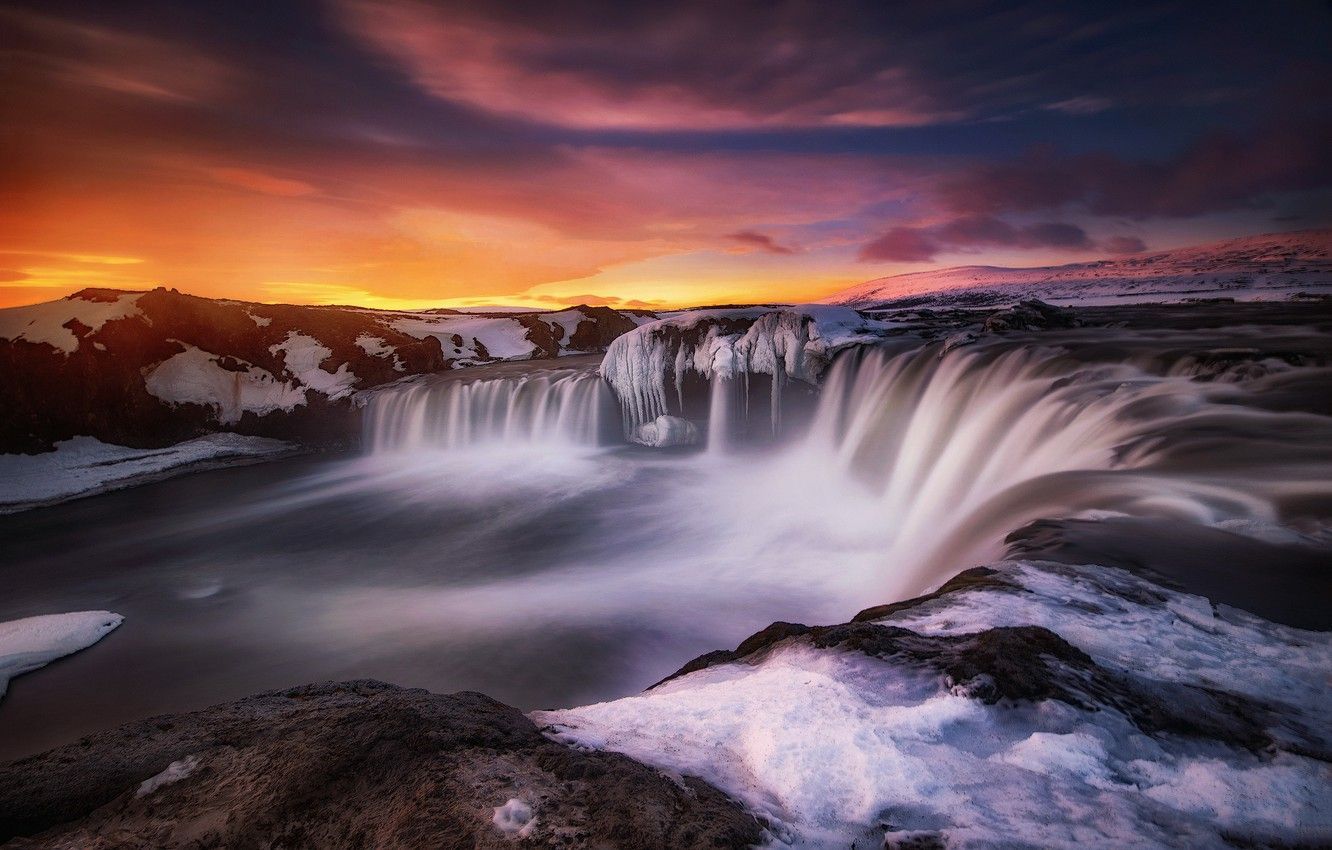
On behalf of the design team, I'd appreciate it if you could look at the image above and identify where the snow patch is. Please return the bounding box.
[0,611,123,697]
[0,292,143,354]
[0,433,293,511]
[491,798,537,838]
[269,331,357,399]
[391,314,535,361]
[145,344,307,423]
[136,754,201,797]
[355,334,405,371]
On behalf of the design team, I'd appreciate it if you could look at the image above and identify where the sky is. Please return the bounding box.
[1,0,1329,311]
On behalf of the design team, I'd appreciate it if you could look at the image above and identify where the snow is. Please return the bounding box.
[145,344,307,424]
[355,334,405,371]
[883,561,1332,722]
[269,331,358,399]
[491,798,537,838]
[600,306,891,429]
[825,229,1332,308]
[535,560,1332,848]
[0,611,123,698]
[0,433,293,511]
[390,314,536,361]
[0,292,143,354]
[246,311,272,327]
[136,755,201,797]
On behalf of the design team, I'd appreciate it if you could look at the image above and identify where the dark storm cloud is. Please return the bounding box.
[938,119,1332,220]
[859,216,1091,262]
[337,0,1332,131]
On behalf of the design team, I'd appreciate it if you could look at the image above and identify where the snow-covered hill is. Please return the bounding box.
[0,288,654,454]
[824,229,1332,308]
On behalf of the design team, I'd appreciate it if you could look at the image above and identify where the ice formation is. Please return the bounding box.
[599,306,887,434]
[632,415,699,447]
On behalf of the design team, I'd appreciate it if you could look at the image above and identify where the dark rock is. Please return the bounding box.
[852,567,1020,622]
[982,299,1078,332]
[654,607,1288,756]
[0,680,764,849]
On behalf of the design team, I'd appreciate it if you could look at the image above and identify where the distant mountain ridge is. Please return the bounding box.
[823,229,1332,308]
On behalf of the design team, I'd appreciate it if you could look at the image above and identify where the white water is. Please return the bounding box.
[361,338,1328,601]
[7,329,1328,759]
[364,370,617,452]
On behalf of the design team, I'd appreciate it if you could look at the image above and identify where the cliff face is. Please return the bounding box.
[0,288,653,453]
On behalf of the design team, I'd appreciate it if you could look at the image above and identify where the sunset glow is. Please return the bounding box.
[2,1,1328,310]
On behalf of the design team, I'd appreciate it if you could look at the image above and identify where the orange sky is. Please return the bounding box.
[1,2,1327,311]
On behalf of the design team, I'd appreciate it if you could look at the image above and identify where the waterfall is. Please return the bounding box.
[364,371,618,452]
[788,342,1327,594]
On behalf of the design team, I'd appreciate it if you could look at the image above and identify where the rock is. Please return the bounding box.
[982,299,1078,332]
[0,680,764,848]
[632,415,700,447]
[0,289,654,453]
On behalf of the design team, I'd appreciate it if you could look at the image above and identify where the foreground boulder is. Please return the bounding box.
[0,680,763,849]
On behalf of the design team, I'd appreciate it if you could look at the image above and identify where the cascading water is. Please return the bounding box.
[363,369,618,452]
[599,331,1331,599]
[788,341,1325,594]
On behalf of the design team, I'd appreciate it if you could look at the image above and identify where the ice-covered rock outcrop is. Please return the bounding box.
[538,559,1332,849]
[600,306,888,433]
[632,415,699,447]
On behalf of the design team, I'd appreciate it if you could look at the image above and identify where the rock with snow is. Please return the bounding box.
[982,299,1078,332]
[631,415,699,447]
[0,433,293,511]
[0,288,653,454]
[536,560,1332,849]
[0,612,123,699]
[601,306,889,431]
[0,681,763,848]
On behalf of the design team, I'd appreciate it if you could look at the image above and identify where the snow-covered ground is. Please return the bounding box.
[0,611,123,698]
[537,559,1332,849]
[0,434,293,512]
[825,229,1332,308]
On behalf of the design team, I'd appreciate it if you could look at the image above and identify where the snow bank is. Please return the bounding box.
[145,345,307,424]
[536,561,1332,848]
[0,433,293,511]
[269,331,358,399]
[600,306,889,430]
[0,293,143,354]
[0,611,123,697]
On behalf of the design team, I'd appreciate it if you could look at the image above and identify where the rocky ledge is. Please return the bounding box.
[0,680,764,849]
